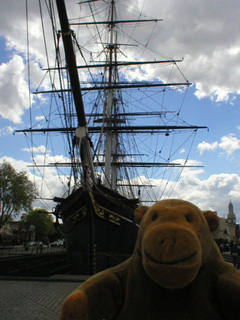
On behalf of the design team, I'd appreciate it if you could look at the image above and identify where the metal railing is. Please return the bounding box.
[0,245,66,259]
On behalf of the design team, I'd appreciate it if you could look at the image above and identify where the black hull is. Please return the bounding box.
[55,184,139,274]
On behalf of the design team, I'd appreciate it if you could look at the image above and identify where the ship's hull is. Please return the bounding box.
[55,183,139,274]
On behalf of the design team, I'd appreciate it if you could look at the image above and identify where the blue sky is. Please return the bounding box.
[0,0,239,221]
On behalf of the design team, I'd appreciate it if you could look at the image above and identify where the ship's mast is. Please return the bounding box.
[104,0,114,188]
[16,0,208,200]
[55,0,95,185]
[104,0,118,189]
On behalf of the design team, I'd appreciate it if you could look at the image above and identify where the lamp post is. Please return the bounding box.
[29,225,35,242]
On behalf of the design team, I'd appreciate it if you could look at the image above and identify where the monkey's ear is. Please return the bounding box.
[202,210,219,232]
[134,206,149,224]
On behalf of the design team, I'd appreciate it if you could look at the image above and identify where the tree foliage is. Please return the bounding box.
[0,161,38,228]
[20,208,55,241]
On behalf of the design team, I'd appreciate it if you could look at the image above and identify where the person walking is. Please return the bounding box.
[36,241,40,254]
[231,243,239,269]
[40,242,43,254]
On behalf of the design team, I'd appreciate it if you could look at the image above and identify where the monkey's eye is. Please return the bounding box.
[186,213,193,223]
[152,212,158,221]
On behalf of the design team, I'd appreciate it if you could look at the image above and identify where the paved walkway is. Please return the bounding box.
[0,278,83,320]
[0,258,237,320]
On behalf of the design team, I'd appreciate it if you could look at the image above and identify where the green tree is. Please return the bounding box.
[20,208,55,240]
[52,223,64,242]
[0,161,38,228]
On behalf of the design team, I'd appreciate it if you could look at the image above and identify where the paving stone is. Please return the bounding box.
[0,280,80,320]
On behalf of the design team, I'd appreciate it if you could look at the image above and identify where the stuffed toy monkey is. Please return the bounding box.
[60,199,240,320]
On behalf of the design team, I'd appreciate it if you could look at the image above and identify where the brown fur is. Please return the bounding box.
[60,199,240,320]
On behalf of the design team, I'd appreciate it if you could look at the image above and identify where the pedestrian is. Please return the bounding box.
[40,242,43,254]
[231,243,239,269]
[24,242,29,253]
[237,244,240,270]
[36,241,40,254]
[219,242,225,253]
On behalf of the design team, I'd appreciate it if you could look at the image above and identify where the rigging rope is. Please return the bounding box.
[167,130,198,198]
[25,0,202,206]
[25,0,39,195]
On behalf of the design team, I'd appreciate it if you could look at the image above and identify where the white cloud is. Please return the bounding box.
[0,55,31,123]
[172,172,240,218]
[128,0,240,102]
[35,115,45,122]
[21,145,50,154]
[197,141,218,155]
[219,134,240,156]
[0,125,15,137]
[0,0,239,103]
[198,134,240,157]
[1,155,240,222]
[0,156,34,183]
[139,169,240,222]
[0,155,70,210]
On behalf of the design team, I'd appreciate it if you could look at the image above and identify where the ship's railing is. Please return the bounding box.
[0,245,66,259]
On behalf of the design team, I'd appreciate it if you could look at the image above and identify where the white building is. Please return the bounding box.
[226,201,237,242]
[213,200,237,242]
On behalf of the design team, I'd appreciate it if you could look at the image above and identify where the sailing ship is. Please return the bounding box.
[17,0,207,274]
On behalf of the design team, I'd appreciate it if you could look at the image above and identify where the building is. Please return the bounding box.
[0,221,35,244]
[0,221,19,236]
[213,200,238,243]
[0,221,20,245]
[226,200,237,242]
